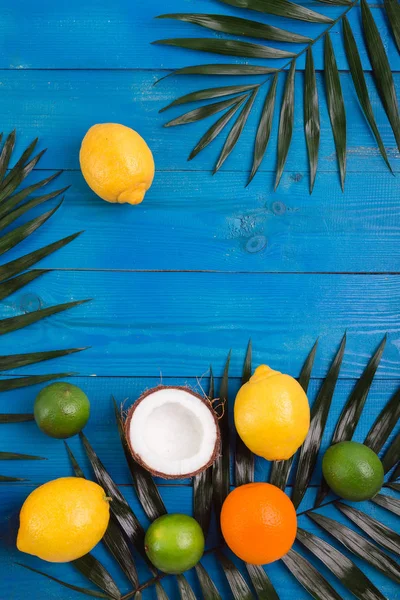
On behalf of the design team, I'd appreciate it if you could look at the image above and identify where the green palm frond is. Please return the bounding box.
[0,131,89,480]
[153,0,399,192]
[23,335,400,600]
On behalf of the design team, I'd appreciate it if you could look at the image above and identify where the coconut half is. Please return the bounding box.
[125,386,220,479]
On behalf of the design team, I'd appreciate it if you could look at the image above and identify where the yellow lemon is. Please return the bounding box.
[79,123,155,205]
[234,365,310,461]
[17,477,110,562]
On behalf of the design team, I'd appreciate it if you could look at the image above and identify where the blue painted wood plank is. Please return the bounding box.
[0,376,398,485]
[1,482,398,599]
[1,70,399,174]
[0,0,398,72]
[6,170,400,273]
[0,271,399,378]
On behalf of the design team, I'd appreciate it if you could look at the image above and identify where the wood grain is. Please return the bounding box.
[0,271,399,378]
[1,70,399,174]
[0,376,398,485]
[1,1,399,599]
[1,0,398,72]
[7,170,400,273]
[1,482,397,600]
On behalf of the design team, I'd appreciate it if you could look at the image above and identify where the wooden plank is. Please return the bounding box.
[0,271,399,378]
[1,0,398,72]
[0,376,398,485]
[1,70,398,175]
[7,170,400,273]
[0,482,397,600]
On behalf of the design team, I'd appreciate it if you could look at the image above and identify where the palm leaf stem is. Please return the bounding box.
[269,0,359,77]
[176,0,360,95]
[119,547,220,600]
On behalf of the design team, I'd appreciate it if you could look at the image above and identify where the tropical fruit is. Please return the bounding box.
[125,386,220,479]
[17,477,110,562]
[34,382,90,439]
[144,514,204,574]
[322,441,384,501]
[79,123,155,205]
[220,482,297,565]
[234,364,310,460]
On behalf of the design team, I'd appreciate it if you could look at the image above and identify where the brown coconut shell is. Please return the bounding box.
[124,385,221,480]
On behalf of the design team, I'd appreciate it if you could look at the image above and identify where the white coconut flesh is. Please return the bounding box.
[128,388,219,477]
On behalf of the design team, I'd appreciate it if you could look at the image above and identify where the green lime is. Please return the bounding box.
[322,441,384,502]
[144,514,204,574]
[34,382,90,439]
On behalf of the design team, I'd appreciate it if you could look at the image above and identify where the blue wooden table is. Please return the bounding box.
[0,1,399,598]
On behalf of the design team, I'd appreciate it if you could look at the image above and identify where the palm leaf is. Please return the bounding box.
[382,431,400,474]
[0,151,47,202]
[270,338,318,490]
[0,231,83,283]
[372,493,400,516]
[0,298,90,336]
[0,131,15,180]
[16,564,109,599]
[157,14,312,43]
[73,553,121,599]
[112,396,166,521]
[177,575,197,600]
[189,95,248,161]
[155,0,399,191]
[164,96,247,127]
[0,475,26,482]
[79,432,146,555]
[155,582,170,600]
[0,173,63,220]
[0,132,86,487]
[390,462,400,482]
[281,548,342,600]
[65,441,86,478]
[0,451,45,460]
[364,387,400,453]
[235,340,254,486]
[386,482,400,492]
[336,502,400,557]
[217,552,255,600]
[0,269,48,302]
[194,368,215,536]
[324,34,346,190]
[156,64,276,83]
[384,0,400,51]
[248,74,278,185]
[0,373,73,392]
[65,442,140,588]
[196,563,222,600]
[291,334,346,509]
[361,0,400,151]
[342,17,391,171]
[212,352,231,523]
[160,84,258,112]
[245,564,280,600]
[153,38,296,60]
[0,188,68,231]
[308,512,400,583]
[0,201,62,256]
[297,528,387,600]
[0,414,33,423]
[0,346,87,372]
[275,61,296,190]
[214,88,258,172]
[218,0,332,24]
[315,335,386,506]
[304,48,320,193]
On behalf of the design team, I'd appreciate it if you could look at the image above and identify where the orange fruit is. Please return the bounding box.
[220,482,297,565]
